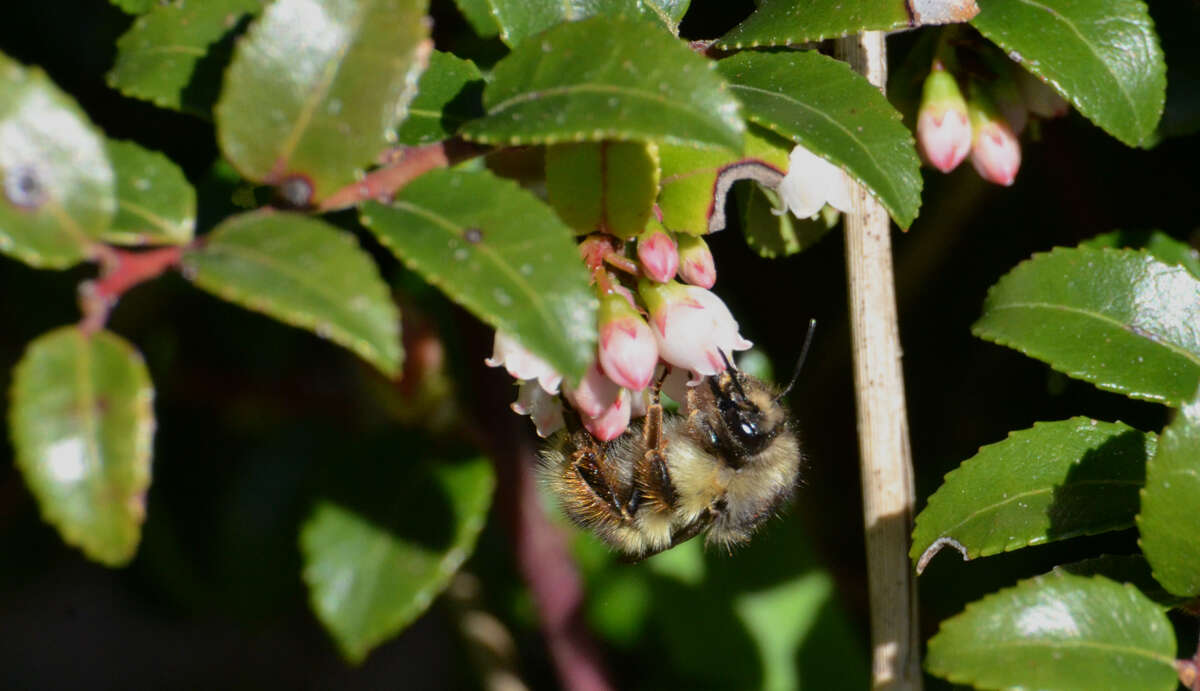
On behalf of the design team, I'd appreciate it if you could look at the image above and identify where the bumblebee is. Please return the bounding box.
[540,366,802,561]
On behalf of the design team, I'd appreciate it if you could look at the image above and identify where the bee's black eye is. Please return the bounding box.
[739,420,758,438]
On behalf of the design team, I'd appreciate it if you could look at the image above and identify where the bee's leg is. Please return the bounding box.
[619,509,714,564]
[557,405,636,524]
[635,369,677,514]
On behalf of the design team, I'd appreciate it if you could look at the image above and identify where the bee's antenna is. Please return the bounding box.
[718,350,747,396]
[776,319,817,401]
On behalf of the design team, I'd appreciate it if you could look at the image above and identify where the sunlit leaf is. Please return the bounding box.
[0,53,113,269]
[912,418,1153,572]
[718,0,912,48]
[1056,555,1187,608]
[546,141,658,238]
[109,0,155,14]
[971,0,1166,147]
[360,168,596,384]
[717,51,922,228]
[104,139,195,246]
[182,211,402,376]
[973,247,1200,406]
[1138,387,1200,596]
[927,572,1178,691]
[215,0,431,203]
[460,16,743,152]
[395,50,485,146]
[1081,229,1200,280]
[10,327,154,566]
[107,0,263,115]
[482,0,690,46]
[301,455,494,662]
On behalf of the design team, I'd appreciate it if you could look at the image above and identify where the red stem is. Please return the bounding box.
[79,246,183,334]
[318,139,487,212]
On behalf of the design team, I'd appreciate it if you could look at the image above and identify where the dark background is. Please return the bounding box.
[1,1,1198,688]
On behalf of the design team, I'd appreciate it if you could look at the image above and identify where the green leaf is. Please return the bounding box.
[10,327,154,566]
[360,168,596,384]
[0,54,114,269]
[482,0,690,46]
[973,247,1200,406]
[395,51,485,147]
[739,184,838,258]
[182,211,402,376]
[912,418,1154,572]
[1081,229,1200,280]
[971,0,1166,147]
[301,455,494,663]
[926,572,1178,691]
[1138,388,1200,596]
[215,0,431,203]
[1056,555,1188,608]
[546,141,659,238]
[104,139,195,246]
[717,51,922,229]
[459,16,744,152]
[657,125,791,236]
[107,0,263,115]
[717,0,911,48]
[734,571,843,691]
[451,0,501,37]
[109,0,155,14]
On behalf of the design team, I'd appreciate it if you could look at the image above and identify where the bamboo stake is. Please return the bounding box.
[835,31,923,691]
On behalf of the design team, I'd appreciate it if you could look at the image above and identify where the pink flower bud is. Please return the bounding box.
[564,360,620,419]
[485,331,562,394]
[637,224,678,283]
[638,280,751,384]
[968,85,1021,186]
[916,66,972,173]
[582,389,632,441]
[597,291,658,391]
[511,380,564,438]
[676,234,716,289]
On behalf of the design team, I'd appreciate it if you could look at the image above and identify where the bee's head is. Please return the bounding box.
[697,368,788,465]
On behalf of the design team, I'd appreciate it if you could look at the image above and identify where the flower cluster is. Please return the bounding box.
[488,223,750,441]
[916,56,1068,186]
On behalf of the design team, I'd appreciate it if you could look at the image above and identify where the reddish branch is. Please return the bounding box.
[318,139,488,212]
[79,246,183,334]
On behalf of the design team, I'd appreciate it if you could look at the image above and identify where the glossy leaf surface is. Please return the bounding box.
[718,51,922,228]
[360,168,596,384]
[301,456,493,662]
[110,0,154,13]
[183,211,402,376]
[546,141,658,238]
[395,51,484,146]
[974,247,1200,406]
[1139,389,1200,596]
[10,327,154,566]
[215,0,430,202]
[971,0,1166,147]
[657,125,790,236]
[104,139,195,246]
[483,0,690,46]
[1082,229,1200,279]
[912,418,1153,571]
[107,0,263,115]
[718,0,910,48]
[1056,555,1187,608]
[0,54,113,268]
[452,0,500,37]
[926,572,1178,691]
[460,16,743,152]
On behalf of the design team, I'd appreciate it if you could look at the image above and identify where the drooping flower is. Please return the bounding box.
[597,291,658,392]
[564,360,621,419]
[916,63,972,173]
[774,144,851,220]
[581,388,632,441]
[511,380,565,438]
[967,84,1021,186]
[486,331,562,393]
[676,234,716,289]
[637,223,678,283]
[638,280,752,384]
